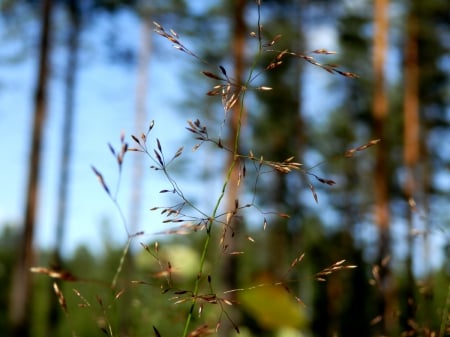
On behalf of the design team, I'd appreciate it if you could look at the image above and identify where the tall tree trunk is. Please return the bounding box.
[402,5,419,336]
[130,17,152,237]
[9,0,53,336]
[220,0,246,335]
[372,0,393,334]
[118,15,153,337]
[53,0,80,264]
[266,1,305,277]
[48,0,80,334]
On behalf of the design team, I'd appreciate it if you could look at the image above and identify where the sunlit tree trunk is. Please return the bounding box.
[372,0,394,334]
[9,0,53,336]
[220,0,246,335]
[48,0,81,334]
[402,5,419,335]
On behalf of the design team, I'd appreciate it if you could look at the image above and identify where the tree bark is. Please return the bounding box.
[402,5,419,336]
[53,0,80,263]
[9,0,53,336]
[47,0,80,334]
[219,0,246,335]
[372,0,394,334]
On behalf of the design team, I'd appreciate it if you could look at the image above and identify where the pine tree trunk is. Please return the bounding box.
[9,0,53,336]
[219,0,246,335]
[372,0,394,334]
[402,5,419,335]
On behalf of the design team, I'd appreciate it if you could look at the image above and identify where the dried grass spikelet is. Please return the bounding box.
[222,85,242,112]
[114,288,126,300]
[91,166,110,196]
[288,252,305,272]
[311,49,337,55]
[307,172,336,187]
[30,266,78,281]
[265,60,283,71]
[202,71,226,81]
[153,22,198,59]
[129,120,155,152]
[186,119,208,141]
[263,217,268,230]
[245,152,302,173]
[265,48,359,78]
[315,259,357,281]
[262,33,283,48]
[345,138,380,157]
[202,63,247,113]
[187,324,216,337]
[256,86,273,91]
[308,183,319,203]
[155,222,206,235]
[206,83,244,113]
[73,288,91,308]
[370,256,391,286]
[53,282,68,314]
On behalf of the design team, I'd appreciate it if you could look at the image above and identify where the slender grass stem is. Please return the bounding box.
[181,24,257,328]
[181,138,241,336]
[111,237,131,289]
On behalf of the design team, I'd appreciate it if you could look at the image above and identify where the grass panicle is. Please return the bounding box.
[30,2,386,337]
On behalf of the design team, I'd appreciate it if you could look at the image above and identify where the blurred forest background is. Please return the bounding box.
[1,0,449,336]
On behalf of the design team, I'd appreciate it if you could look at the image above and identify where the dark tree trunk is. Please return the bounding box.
[48,0,80,334]
[9,0,53,336]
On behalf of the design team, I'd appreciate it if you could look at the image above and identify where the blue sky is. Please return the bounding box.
[0,7,336,256]
[0,9,180,255]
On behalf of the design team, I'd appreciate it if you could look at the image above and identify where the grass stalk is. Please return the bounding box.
[181,101,244,336]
